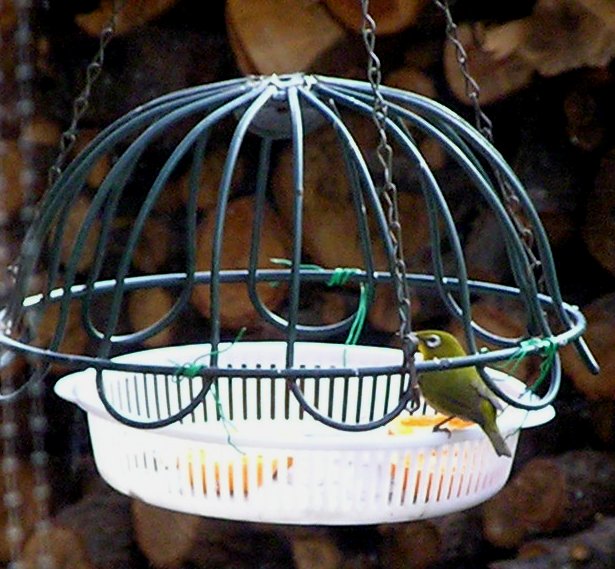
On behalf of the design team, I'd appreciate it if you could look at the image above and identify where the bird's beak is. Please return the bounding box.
[414,337,427,357]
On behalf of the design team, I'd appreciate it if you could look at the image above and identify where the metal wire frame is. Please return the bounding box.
[0,74,598,430]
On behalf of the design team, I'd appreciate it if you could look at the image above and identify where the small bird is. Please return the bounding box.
[415,330,512,457]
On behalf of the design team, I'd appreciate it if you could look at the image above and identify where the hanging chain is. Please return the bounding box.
[24,5,124,565]
[0,2,123,567]
[360,0,420,405]
[47,0,125,188]
[16,2,56,568]
[0,0,24,564]
[432,0,493,139]
[0,2,11,303]
[0,360,25,569]
[433,0,543,281]
[0,2,37,568]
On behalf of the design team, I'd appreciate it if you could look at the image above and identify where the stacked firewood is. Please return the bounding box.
[2,0,615,567]
[18,450,615,569]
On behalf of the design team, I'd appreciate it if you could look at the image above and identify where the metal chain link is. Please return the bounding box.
[0,0,11,302]
[0,2,123,567]
[27,371,53,569]
[432,0,493,139]
[1,2,32,568]
[15,2,56,568]
[360,0,420,407]
[26,4,124,566]
[47,0,125,188]
[433,0,543,281]
[15,0,35,227]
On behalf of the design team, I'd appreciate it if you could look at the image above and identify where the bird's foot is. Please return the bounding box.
[433,417,454,438]
[406,388,421,414]
[433,424,452,438]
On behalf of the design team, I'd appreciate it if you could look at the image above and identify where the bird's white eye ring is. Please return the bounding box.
[424,334,442,349]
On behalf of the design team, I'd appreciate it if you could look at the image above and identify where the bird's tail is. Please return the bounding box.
[482,424,512,458]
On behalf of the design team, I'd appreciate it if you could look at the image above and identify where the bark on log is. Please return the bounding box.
[588,399,615,448]
[226,0,346,75]
[323,0,426,36]
[75,0,179,36]
[132,500,294,569]
[72,129,112,189]
[131,217,171,274]
[45,28,231,127]
[21,117,62,148]
[57,195,102,274]
[180,146,246,213]
[21,528,96,569]
[447,297,538,382]
[0,2,15,32]
[444,23,534,105]
[463,111,578,262]
[483,450,615,549]
[146,145,246,215]
[0,139,29,220]
[287,529,344,569]
[127,287,175,348]
[563,68,613,152]
[583,148,615,279]
[463,209,513,284]
[509,98,581,248]
[482,0,615,77]
[0,459,38,563]
[578,0,615,30]
[490,516,615,569]
[133,501,381,569]
[192,195,290,331]
[560,292,615,400]
[33,298,90,373]
[21,486,137,569]
[317,290,351,327]
[384,66,446,171]
[378,508,484,569]
[131,500,201,569]
[306,34,379,79]
[0,123,59,221]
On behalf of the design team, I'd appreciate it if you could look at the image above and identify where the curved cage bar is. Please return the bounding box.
[0,74,597,431]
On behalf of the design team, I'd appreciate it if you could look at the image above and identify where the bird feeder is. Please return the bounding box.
[0,52,597,524]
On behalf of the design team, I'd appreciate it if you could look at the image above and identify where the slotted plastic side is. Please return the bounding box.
[84,413,520,524]
[54,342,553,524]
[68,342,409,427]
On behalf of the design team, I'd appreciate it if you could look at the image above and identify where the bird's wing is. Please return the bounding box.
[472,376,503,411]
[427,377,489,425]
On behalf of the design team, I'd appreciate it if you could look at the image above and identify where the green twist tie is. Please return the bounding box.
[326,267,367,345]
[269,259,369,345]
[173,327,247,381]
[498,340,532,375]
[173,327,247,454]
[521,337,558,393]
[501,336,557,392]
[269,258,322,288]
[327,267,360,287]
[211,382,244,455]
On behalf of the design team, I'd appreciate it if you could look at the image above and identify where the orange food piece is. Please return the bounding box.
[387,414,474,435]
[390,447,463,503]
[186,452,294,497]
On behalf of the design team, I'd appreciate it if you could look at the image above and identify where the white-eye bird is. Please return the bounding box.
[415,329,512,457]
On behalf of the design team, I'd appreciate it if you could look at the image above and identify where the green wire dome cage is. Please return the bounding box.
[0,73,598,524]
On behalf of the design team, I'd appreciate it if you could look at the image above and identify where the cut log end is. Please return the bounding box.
[444,23,534,105]
[484,451,615,549]
[324,0,426,36]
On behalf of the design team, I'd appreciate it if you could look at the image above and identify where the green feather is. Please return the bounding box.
[416,330,512,457]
